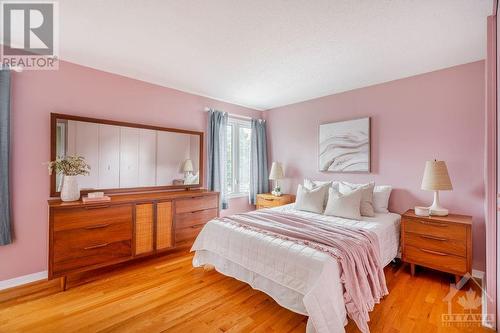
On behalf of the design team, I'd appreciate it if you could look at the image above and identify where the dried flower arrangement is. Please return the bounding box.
[47,155,91,176]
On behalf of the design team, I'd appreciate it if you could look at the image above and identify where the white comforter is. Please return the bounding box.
[191,204,401,332]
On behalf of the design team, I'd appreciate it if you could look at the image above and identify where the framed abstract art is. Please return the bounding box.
[319,117,370,172]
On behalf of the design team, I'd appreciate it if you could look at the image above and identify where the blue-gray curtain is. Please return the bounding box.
[0,69,12,246]
[249,119,269,205]
[207,109,229,209]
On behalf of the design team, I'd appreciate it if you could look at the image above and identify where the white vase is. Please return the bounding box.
[61,175,80,202]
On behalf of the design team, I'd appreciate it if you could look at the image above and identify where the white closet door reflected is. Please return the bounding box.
[58,119,200,191]
[138,129,157,187]
[66,121,99,190]
[120,127,140,188]
[98,124,120,189]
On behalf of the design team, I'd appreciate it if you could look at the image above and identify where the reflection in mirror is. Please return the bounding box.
[55,119,201,191]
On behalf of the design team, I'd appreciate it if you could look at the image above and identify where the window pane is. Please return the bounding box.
[226,125,233,193]
[239,126,251,193]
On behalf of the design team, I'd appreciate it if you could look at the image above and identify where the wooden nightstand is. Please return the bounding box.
[401,209,472,283]
[256,193,295,210]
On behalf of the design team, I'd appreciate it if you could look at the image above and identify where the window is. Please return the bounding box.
[226,117,251,197]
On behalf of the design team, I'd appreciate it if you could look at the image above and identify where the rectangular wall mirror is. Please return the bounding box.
[50,113,203,196]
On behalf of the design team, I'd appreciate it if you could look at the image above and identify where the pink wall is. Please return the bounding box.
[1,59,487,281]
[0,61,261,281]
[265,61,486,270]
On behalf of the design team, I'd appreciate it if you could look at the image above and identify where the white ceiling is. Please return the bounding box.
[58,0,491,110]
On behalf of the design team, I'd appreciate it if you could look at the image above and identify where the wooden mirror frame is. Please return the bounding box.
[50,113,204,197]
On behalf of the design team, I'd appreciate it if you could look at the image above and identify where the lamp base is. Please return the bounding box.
[272,181,282,196]
[429,207,449,216]
[428,190,449,216]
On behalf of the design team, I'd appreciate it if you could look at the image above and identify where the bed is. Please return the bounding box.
[191,203,401,333]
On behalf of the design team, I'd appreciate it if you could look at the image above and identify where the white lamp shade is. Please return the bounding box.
[421,160,453,191]
[182,159,194,172]
[269,162,284,180]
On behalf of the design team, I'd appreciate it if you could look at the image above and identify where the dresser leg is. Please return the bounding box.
[410,263,415,276]
[60,276,67,291]
[455,275,462,286]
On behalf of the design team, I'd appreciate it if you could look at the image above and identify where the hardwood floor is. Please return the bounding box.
[0,252,494,333]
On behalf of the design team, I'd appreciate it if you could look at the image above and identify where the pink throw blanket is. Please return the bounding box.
[219,210,388,333]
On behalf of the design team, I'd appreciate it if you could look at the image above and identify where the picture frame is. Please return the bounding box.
[318,117,371,173]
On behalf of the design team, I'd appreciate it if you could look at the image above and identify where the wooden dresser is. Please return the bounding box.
[401,209,472,283]
[48,190,219,289]
[256,193,295,210]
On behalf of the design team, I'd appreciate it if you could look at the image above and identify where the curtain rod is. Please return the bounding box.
[203,107,260,121]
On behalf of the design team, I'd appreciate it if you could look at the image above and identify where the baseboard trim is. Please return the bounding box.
[0,271,48,291]
[472,269,485,281]
[472,269,496,330]
[481,285,496,330]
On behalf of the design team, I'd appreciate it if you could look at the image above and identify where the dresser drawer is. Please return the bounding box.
[175,195,218,214]
[53,204,133,231]
[404,232,466,257]
[52,240,132,275]
[175,225,204,247]
[404,245,466,274]
[54,221,132,262]
[403,217,466,240]
[175,208,218,229]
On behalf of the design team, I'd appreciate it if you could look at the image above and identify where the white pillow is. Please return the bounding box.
[324,187,363,220]
[338,181,375,217]
[303,179,337,207]
[295,184,328,214]
[373,185,392,213]
[303,179,339,190]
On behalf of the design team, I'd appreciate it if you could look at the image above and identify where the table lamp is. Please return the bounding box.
[269,162,284,196]
[182,159,194,178]
[421,159,453,216]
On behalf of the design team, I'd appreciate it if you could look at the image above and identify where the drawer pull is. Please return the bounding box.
[84,243,109,250]
[420,248,448,256]
[84,223,110,230]
[419,221,448,227]
[420,235,448,241]
[84,205,111,210]
[190,209,206,214]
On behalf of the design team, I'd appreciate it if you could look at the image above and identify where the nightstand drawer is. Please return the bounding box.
[403,217,466,240]
[404,232,466,257]
[404,245,466,274]
[257,196,282,207]
[256,194,295,210]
